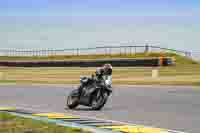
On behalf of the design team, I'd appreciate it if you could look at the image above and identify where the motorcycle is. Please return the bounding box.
[66,74,112,110]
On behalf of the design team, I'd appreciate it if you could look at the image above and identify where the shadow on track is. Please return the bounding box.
[64,106,113,111]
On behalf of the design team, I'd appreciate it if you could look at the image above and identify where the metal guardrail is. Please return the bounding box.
[0,45,193,58]
[0,58,173,67]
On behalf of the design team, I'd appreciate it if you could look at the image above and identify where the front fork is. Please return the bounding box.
[77,84,84,98]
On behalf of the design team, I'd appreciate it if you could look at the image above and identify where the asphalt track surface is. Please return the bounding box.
[0,85,199,133]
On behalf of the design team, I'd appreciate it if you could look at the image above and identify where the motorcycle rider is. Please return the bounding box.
[78,64,113,95]
[95,64,113,88]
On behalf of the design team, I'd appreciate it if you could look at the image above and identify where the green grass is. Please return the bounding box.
[0,112,91,133]
[0,65,200,86]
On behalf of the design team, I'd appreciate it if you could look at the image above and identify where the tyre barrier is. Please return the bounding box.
[0,57,174,67]
[0,107,185,133]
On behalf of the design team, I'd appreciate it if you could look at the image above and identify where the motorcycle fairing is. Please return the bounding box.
[79,83,98,106]
[69,89,80,97]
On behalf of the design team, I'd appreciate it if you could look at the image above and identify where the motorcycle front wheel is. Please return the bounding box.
[91,92,108,110]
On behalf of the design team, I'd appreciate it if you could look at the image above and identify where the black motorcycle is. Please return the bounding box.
[66,75,112,110]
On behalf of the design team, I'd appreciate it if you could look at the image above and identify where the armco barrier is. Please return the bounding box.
[0,58,174,67]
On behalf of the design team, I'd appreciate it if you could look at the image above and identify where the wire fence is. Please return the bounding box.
[0,45,194,58]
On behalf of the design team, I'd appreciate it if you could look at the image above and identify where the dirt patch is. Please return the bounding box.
[0,120,16,127]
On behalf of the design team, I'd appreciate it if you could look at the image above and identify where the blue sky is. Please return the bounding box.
[1,0,200,16]
[0,0,200,52]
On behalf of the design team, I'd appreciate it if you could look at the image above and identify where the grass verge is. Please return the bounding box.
[0,65,200,86]
[0,112,91,133]
[0,53,199,86]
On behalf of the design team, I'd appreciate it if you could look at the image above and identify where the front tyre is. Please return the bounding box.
[91,92,108,110]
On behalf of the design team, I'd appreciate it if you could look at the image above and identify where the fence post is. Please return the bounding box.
[32,50,34,56]
[185,52,191,58]
[134,46,136,54]
[120,46,122,56]
[145,44,149,53]
[77,48,79,56]
[9,50,12,56]
[152,69,159,78]
[96,47,99,55]
[109,47,112,55]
